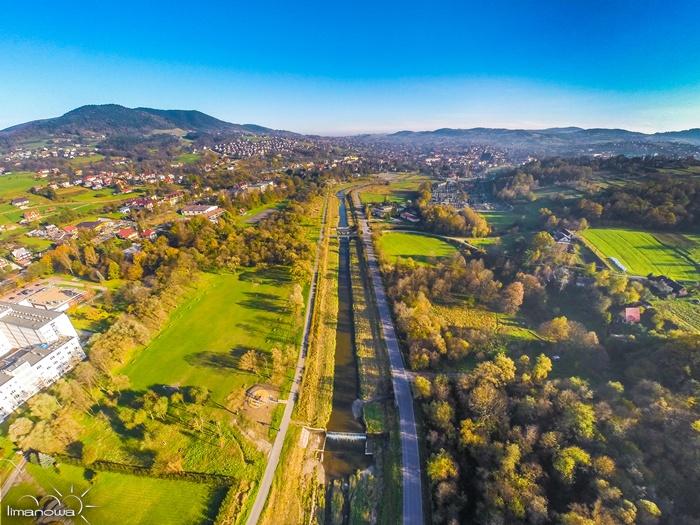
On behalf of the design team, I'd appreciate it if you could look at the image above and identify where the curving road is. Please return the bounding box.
[245,198,328,525]
[356,207,424,525]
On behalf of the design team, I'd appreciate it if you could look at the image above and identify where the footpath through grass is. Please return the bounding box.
[580,228,699,281]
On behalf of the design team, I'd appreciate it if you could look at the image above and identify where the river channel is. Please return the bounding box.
[322,191,373,480]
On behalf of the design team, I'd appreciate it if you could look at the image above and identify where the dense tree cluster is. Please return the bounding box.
[595,175,700,228]
[417,342,699,524]
[420,204,491,237]
[383,254,528,368]
[414,182,491,237]
[494,159,595,202]
[493,156,700,230]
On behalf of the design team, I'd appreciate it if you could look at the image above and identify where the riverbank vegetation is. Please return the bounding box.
[258,195,337,525]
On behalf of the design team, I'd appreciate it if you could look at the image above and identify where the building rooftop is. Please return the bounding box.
[0,336,73,374]
[0,301,63,329]
[0,372,13,387]
[23,287,83,309]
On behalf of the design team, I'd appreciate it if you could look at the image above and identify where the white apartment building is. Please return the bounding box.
[0,302,85,421]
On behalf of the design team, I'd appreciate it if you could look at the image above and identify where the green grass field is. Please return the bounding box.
[359,173,427,204]
[1,463,221,525]
[77,270,290,476]
[0,172,39,194]
[175,153,201,164]
[581,228,699,281]
[67,154,105,167]
[378,231,457,264]
[233,200,285,226]
[121,270,298,402]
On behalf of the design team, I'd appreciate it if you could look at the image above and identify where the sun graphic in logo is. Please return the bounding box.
[16,484,99,524]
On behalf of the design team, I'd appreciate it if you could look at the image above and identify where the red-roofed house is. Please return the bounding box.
[23,210,40,222]
[623,307,641,324]
[117,227,138,241]
[142,228,157,241]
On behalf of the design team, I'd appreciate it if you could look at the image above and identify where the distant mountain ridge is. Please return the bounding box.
[2,104,699,156]
[385,126,700,146]
[0,104,275,144]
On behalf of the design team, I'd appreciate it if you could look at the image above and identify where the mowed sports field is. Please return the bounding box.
[379,231,457,265]
[581,228,700,281]
[122,269,298,402]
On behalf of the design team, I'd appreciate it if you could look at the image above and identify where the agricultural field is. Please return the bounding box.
[378,231,457,265]
[122,269,300,402]
[67,153,105,167]
[358,172,428,204]
[652,298,700,333]
[0,462,222,525]
[581,228,699,281]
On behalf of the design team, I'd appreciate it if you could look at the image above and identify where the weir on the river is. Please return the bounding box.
[322,190,373,480]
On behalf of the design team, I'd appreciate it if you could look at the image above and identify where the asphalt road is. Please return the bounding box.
[357,210,425,525]
[245,199,327,525]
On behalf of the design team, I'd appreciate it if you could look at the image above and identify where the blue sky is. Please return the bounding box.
[2,0,700,134]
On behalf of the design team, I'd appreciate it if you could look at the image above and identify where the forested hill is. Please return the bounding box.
[0,104,275,146]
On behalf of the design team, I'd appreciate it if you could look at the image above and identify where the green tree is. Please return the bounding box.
[28,393,60,420]
[554,446,591,483]
[8,417,34,442]
[532,354,553,382]
[539,316,570,341]
[560,401,596,440]
[107,260,121,280]
[427,449,458,482]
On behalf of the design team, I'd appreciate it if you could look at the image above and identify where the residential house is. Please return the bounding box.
[648,275,688,298]
[400,211,420,223]
[22,210,40,223]
[10,248,33,267]
[123,244,142,261]
[181,204,219,216]
[10,197,29,208]
[622,307,641,324]
[117,227,139,241]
